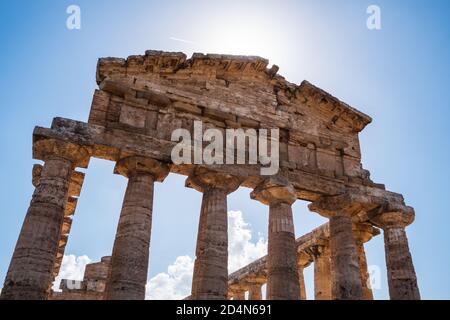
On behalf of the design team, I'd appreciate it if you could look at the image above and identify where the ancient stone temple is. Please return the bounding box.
[0,50,420,300]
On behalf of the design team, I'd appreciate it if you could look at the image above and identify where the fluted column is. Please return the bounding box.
[251,178,300,300]
[32,164,86,293]
[371,207,420,300]
[329,214,363,299]
[353,223,377,300]
[309,193,367,300]
[231,287,246,300]
[187,168,240,300]
[248,283,263,300]
[105,157,169,300]
[310,243,332,300]
[297,251,311,300]
[1,139,90,300]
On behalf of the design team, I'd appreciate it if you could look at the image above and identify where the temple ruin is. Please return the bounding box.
[0,50,420,300]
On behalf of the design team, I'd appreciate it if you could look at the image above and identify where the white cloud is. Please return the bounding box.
[52,254,91,292]
[146,210,267,300]
[146,255,194,300]
[227,210,267,273]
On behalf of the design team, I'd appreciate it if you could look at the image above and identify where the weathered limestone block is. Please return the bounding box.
[370,205,420,300]
[105,156,169,300]
[187,168,240,300]
[0,139,89,300]
[88,89,111,126]
[251,178,300,300]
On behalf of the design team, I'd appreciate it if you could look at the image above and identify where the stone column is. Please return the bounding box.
[353,223,376,300]
[105,157,169,300]
[32,164,86,293]
[251,178,300,300]
[0,139,90,300]
[309,243,332,300]
[329,214,363,300]
[309,193,367,300]
[187,169,240,300]
[371,207,420,300]
[231,288,246,300]
[248,283,263,300]
[297,251,311,300]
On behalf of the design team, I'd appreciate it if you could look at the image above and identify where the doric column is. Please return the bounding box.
[186,168,240,300]
[297,251,312,300]
[105,156,169,300]
[1,139,90,300]
[370,205,420,300]
[230,287,246,300]
[251,178,300,300]
[309,193,376,300]
[248,283,263,300]
[32,164,86,292]
[308,242,332,300]
[353,223,377,300]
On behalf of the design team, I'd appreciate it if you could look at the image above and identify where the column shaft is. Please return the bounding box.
[105,173,155,300]
[298,268,306,300]
[233,290,246,300]
[267,202,300,300]
[329,215,363,300]
[191,188,228,300]
[249,284,263,300]
[356,242,373,300]
[384,227,420,300]
[1,158,72,300]
[314,247,332,300]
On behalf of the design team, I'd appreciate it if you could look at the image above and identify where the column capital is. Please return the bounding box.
[250,177,296,206]
[369,203,415,229]
[33,138,91,168]
[114,156,169,181]
[245,276,267,287]
[185,167,240,194]
[32,164,85,197]
[297,251,313,268]
[353,223,380,243]
[308,191,382,219]
[304,240,329,262]
[228,284,246,300]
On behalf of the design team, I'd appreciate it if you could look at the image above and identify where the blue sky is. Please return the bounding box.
[0,0,449,299]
